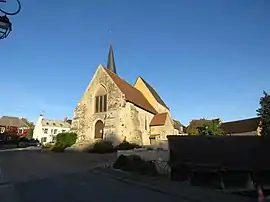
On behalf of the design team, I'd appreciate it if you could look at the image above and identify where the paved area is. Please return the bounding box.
[0,149,255,202]
[0,149,115,184]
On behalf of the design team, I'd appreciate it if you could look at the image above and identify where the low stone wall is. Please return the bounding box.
[117,148,168,161]
[117,148,170,175]
[149,140,169,150]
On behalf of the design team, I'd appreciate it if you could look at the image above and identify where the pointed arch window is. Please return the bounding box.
[95,85,107,113]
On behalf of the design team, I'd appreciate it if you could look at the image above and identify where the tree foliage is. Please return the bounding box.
[187,119,224,136]
[257,91,270,136]
[55,132,77,148]
[23,119,35,140]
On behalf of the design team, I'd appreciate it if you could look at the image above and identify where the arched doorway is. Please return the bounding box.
[94,120,104,139]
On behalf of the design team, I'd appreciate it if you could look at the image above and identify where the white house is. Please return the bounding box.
[33,115,71,144]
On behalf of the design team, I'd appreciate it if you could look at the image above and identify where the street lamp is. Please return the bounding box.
[0,0,21,39]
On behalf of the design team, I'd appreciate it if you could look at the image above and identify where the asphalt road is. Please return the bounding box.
[0,150,186,202]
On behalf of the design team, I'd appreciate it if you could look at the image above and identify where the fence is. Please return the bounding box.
[167,135,270,190]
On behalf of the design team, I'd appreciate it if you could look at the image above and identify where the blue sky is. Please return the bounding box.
[1,0,269,125]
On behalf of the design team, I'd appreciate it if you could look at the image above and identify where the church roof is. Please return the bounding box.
[104,67,157,114]
[137,77,169,110]
[150,113,168,126]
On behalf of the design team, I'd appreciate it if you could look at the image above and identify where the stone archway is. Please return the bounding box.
[94,120,104,139]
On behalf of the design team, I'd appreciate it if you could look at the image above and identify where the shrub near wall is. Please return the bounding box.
[54,132,77,151]
[115,141,141,150]
[88,140,115,153]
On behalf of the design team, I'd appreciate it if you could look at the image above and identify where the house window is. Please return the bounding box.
[41,137,47,143]
[62,130,66,133]
[145,117,147,130]
[44,128,48,134]
[52,136,57,143]
[54,129,57,134]
[95,94,107,113]
[0,126,5,134]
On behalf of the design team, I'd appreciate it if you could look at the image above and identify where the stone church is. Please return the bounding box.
[71,45,184,145]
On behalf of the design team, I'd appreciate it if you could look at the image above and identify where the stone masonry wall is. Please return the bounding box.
[117,102,154,145]
[72,65,123,142]
[150,114,175,140]
[72,65,157,146]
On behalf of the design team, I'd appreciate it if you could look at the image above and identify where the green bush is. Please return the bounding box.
[43,143,54,149]
[51,145,66,152]
[55,132,77,148]
[88,140,115,153]
[115,141,141,150]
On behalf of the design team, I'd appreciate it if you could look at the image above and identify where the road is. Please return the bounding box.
[0,149,187,202]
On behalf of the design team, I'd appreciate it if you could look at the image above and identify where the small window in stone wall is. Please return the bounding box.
[145,117,147,130]
[95,94,107,113]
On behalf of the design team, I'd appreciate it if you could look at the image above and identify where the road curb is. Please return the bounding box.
[92,167,199,202]
[92,167,255,202]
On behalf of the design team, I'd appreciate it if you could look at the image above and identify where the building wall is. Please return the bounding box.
[116,102,154,145]
[226,131,258,136]
[72,65,158,146]
[150,115,175,140]
[134,77,169,114]
[71,65,123,143]
[33,116,70,144]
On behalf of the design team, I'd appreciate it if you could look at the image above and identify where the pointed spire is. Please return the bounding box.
[107,44,117,74]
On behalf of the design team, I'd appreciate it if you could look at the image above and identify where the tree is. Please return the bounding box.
[23,119,35,140]
[187,119,224,136]
[187,119,209,135]
[257,91,270,136]
[205,119,224,136]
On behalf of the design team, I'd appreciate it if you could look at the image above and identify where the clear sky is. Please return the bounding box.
[1,0,269,125]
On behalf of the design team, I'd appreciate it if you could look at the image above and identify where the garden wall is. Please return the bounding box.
[167,135,270,170]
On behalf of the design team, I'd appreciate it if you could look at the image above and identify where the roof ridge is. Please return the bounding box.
[136,76,169,110]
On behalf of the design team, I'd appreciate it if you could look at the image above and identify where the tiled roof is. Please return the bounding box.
[137,76,169,110]
[188,119,211,128]
[150,113,168,126]
[0,116,27,128]
[221,117,260,134]
[173,119,184,130]
[41,119,71,128]
[104,67,157,114]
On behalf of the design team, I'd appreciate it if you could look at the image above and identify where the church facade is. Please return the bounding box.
[71,45,183,145]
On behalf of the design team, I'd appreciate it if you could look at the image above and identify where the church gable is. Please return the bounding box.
[81,65,123,111]
[134,76,169,113]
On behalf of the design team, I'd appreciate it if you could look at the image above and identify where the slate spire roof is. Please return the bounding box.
[107,44,117,74]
